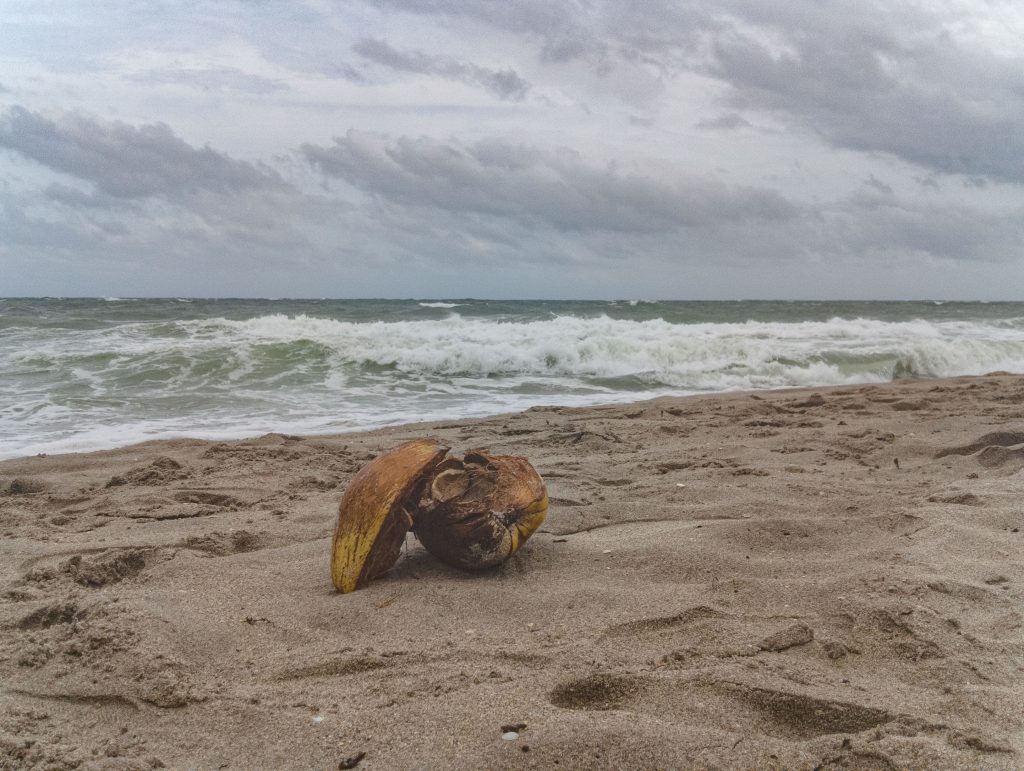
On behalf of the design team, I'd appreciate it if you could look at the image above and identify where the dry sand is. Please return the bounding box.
[1,374,1023,770]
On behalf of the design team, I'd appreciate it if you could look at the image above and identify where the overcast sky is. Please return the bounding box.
[2,0,1023,299]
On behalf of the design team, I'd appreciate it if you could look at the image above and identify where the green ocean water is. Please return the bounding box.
[2,298,1022,459]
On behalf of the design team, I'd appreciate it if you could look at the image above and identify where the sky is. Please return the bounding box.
[1,0,1023,300]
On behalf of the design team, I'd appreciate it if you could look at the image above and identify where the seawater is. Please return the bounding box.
[2,298,1023,459]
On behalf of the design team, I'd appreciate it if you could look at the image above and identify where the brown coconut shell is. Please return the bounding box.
[413,450,548,570]
[330,438,448,593]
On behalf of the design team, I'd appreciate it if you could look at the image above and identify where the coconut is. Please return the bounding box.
[330,441,548,592]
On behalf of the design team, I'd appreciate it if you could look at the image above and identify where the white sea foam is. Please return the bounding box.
[418,302,462,308]
[196,313,1024,388]
[3,308,1024,459]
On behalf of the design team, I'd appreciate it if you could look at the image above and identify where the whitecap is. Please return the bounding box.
[4,308,1024,460]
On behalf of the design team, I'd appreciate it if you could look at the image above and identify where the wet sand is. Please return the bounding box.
[1,374,1022,769]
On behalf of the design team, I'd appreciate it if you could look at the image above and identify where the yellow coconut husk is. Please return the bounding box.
[330,438,448,593]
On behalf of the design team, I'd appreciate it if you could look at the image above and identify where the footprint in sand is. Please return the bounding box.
[927,492,983,506]
[934,431,1024,460]
[975,445,1024,469]
[548,671,896,743]
[178,529,266,556]
[603,606,724,638]
[716,683,893,739]
[549,673,645,711]
[17,548,154,589]
[106,457,191,487]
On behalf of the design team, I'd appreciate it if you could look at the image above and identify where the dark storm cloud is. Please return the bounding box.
[302,131,796,233]
[0,106,284,200]
[362,0,1024,184]
[353,38,529,100]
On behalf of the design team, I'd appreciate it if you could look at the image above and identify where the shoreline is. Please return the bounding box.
[1,374,1022,768]
[3,372,1018,465]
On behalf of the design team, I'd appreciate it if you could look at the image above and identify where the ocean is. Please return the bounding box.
[2,298,1022,460]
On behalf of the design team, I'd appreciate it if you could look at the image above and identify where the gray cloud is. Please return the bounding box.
[365,0,593,52]
[303,131,796,233]
[44,182,129,210]
[0,106,284,200]
[362,0,1024,184]
[0,174,349,296]
[353,38,529,100]
[362,0,618,78]
[126,66,291,94]
[296,126,1020,284]
[0,108,341,294]
[864,175,893,196]
[695,113,753,132]
[699,6,1024,183]
[818,193,1024,265]
[665,4,1024,182]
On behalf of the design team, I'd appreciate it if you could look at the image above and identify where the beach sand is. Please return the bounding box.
[1,374,1022,769]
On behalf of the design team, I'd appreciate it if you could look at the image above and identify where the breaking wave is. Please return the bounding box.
[3,303,1023,458]
[203,313,1024,388]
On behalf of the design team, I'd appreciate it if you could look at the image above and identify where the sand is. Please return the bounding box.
[1,374,1022,770]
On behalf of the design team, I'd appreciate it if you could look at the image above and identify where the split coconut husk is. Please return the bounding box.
[330,439,548,593]
[330,439,448,593]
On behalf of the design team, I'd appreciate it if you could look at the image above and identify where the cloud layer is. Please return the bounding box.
[0,107,282,199]
[303,131,795,232]
[353,39,529,100]
[1,0,1022,298]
